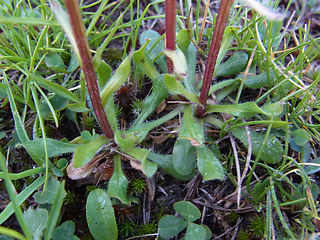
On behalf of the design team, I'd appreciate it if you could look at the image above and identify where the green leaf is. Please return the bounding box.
[139,30,167,72]
[19,138,77,159]
[129,108,181,143]
[216,51,248,77]
[185,223,207,240]
[73,135,107,168]
[34,75,81,103]
[209,79,238,96]
[45,53,66,72]
[179,105,204,145]
[131,75,168,127]
[184,43,197,94]
[124,147,157,178]
[86,189,118,240]
[108,155,137,205]
[177,29,191,54]
[133,40,160,80]
[231,128,283,164]
[39,94,68,119]
[174,201,201,222]
[164,74,200,103]
[202,225,213,240]
[214,26,239,77]
[33,177,61,204]
[304,157,320,174]
[196,146,224,181]
[95,60,112,89]
[67,53,79,73]
[114,130,141,149]
[244,70,276,88]
[66,102,90,112]
[172,139,196,176]
[52,221,79,240]
[158,215,187,238]
[205,102,265,118]
[100,56,131,107]
[44,180,66,240]
[105,97,118,131]
[251,178,270,201]
[0,176,45,225]
[147,152,195,181]
[24,208,48,240]
[292,129,310,146]
[260,101,284,116]
[0,82,24,103]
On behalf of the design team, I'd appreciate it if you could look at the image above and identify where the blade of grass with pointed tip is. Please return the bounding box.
[44,181,66,240]
[0,167,45,181]
[93,13,124,63]
[85,0,110,36]
[34,75,81,103]
[3,72,29,143]
[0,176,45,225]
[0,17,58,26]
[0,152,32,239]
[34,82,59,127]
[30,84,51,191]
[0,227,28,240]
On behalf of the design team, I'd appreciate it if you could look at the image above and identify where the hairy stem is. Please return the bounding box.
[165,0,176,73]
[65,0,114,138]
[196,0,233,118]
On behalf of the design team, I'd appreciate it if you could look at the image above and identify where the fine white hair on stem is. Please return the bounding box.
[240,0,286,21]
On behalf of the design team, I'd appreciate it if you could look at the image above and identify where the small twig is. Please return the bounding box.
[125,233,158,240]
[240,124,252,186]
[198,0,210,45]
[229,132,241,208]
[213,217,242,240]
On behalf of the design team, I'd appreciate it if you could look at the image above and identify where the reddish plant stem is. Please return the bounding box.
[65,0,114,138]
[165,0,176,73]
[196,0,233,118]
